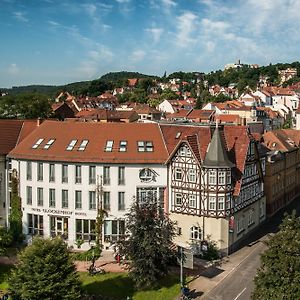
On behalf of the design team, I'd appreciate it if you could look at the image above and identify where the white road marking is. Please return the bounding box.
[233,287,247,300]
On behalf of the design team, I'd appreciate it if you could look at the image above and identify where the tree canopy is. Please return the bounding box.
[9,237,82,300]
[252,212,300,300]
[0,93,52,119]
[119,200,176,290]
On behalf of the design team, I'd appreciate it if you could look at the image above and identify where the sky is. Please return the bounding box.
[1,0,300,88]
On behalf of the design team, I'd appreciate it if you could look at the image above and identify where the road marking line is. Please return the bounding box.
[233,287,246,300]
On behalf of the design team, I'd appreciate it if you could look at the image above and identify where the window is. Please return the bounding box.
[118,192,125,210]
[175,193,182,205]
[208,170,216,185]
[49,188,55,207]
[89,166,96,184]
[62,190,68,208]
[190,226,201,240]
[218,171,226,185]
[237,216,245,234]
[37,187,43,206]
[103,166,110,185]
[189,194,196,208]
[75,165,81,184]
[78,140,89,151]
[66,139,77,151]
[89,191,96,210]
[175,168,182,180]
[26,162,32,181]
[248,209,255,226]
[32,138,44,149]
[76,219,96,241]
[26,186,32,205]
[37,163,43,181]
[136,187,164,204]
[118,166,125,185]
[75,190,82,209]
[137,141,153,152]
[218,196,225,210]
[103,191,110,210]
[105,140,113,152]
[189,169,196,182]
[209,196,216,210]
[104,219,125,243]
[49,164,55,182]
[50,216,68,239]
[119,140,127,152]
[226,172,231,185]
[62,165,68,183]
[28,214,43,235]
[44,139,55,149]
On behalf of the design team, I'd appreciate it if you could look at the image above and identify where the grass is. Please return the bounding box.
[0,265,12,292]
[0,264,181,300]
[80,272,181,300]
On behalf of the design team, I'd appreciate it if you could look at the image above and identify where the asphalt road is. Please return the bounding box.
[202,240,267,300]
[201,196,300,300]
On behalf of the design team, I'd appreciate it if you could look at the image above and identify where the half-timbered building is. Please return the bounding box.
[163,124,266,254]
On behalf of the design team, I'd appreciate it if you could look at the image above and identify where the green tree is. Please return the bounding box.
[119,200,176,290]
[252,212,300,300]
[9,237,82,300]
[9,174,23,243]
[0,225,12,255]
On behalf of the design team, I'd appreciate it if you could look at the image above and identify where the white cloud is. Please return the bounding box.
[176,11,198,47]
[82,3,97,16]
[13,11,29,23]
[161,0,176,8]
[115,0,131,3]
[146,27,163,43]
[131,50,146,62]
[48,20,60,26]
[8,63,20,75]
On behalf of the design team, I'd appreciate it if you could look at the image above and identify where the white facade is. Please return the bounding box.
[158,100,176,114]
[12,159,167,250]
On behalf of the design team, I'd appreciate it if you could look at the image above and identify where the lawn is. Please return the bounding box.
[80,272,181,300]
[0,265,12,292]
[0,265,181,300]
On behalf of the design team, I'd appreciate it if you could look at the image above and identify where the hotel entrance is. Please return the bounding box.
[50,216,69,239]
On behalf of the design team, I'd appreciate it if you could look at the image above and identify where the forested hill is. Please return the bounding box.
[2,62,300,97]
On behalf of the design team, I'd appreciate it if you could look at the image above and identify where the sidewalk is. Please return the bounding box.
[74,250,127,273]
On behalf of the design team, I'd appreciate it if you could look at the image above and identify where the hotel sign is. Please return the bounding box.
[31,207,86,216]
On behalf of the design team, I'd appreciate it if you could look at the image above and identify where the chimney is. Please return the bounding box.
[37,118,42,126]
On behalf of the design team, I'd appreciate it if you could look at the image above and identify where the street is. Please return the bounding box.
[202,240,267,300]
[199,196,300,300]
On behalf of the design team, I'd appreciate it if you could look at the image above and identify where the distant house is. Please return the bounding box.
[158,99,195,113]
[75,108,139,123]
[52,102,76,120]
[0,119,39,225]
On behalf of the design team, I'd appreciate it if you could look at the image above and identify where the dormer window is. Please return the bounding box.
[78,140,88,151]
[32,138,44,149]
[44,139,55,149]
[66,140,77,151]
[119,140,127,152]
[105,140,113,152]
[137,141,153,152]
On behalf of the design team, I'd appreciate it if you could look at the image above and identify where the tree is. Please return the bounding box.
[9,173,23,243]
[0,225,12,255]
[9,237,82,300]
[252,212,300,300]
[119,200,176,289]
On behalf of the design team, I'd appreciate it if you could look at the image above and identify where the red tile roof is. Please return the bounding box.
[0,120,39,155]
[8,121,169,164]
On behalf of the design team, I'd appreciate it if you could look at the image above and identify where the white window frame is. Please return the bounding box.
[44,139,55,149]
[119,140,127,152]
[66,139,77,151]
[218,196,225,210]
[75,190,82,209]
[32,138,44,149]
[75,165,81,184]
[175,193,182,205]
[78,140,89,151]
[189,169,196,183]
[189,194,196,208]
[105,140,113,152]
[49,188,55,207]
[175,168,182,180]
[190,226,201,240]
[218,171,226,185]
[208,170,216,185]
[62,189,68,208]
[209,196,216,210]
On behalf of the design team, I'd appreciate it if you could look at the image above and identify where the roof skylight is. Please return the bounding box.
[43,139,55,149]
[66,140,77,151]
[32,138,44,149]
[78,140,89,151]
